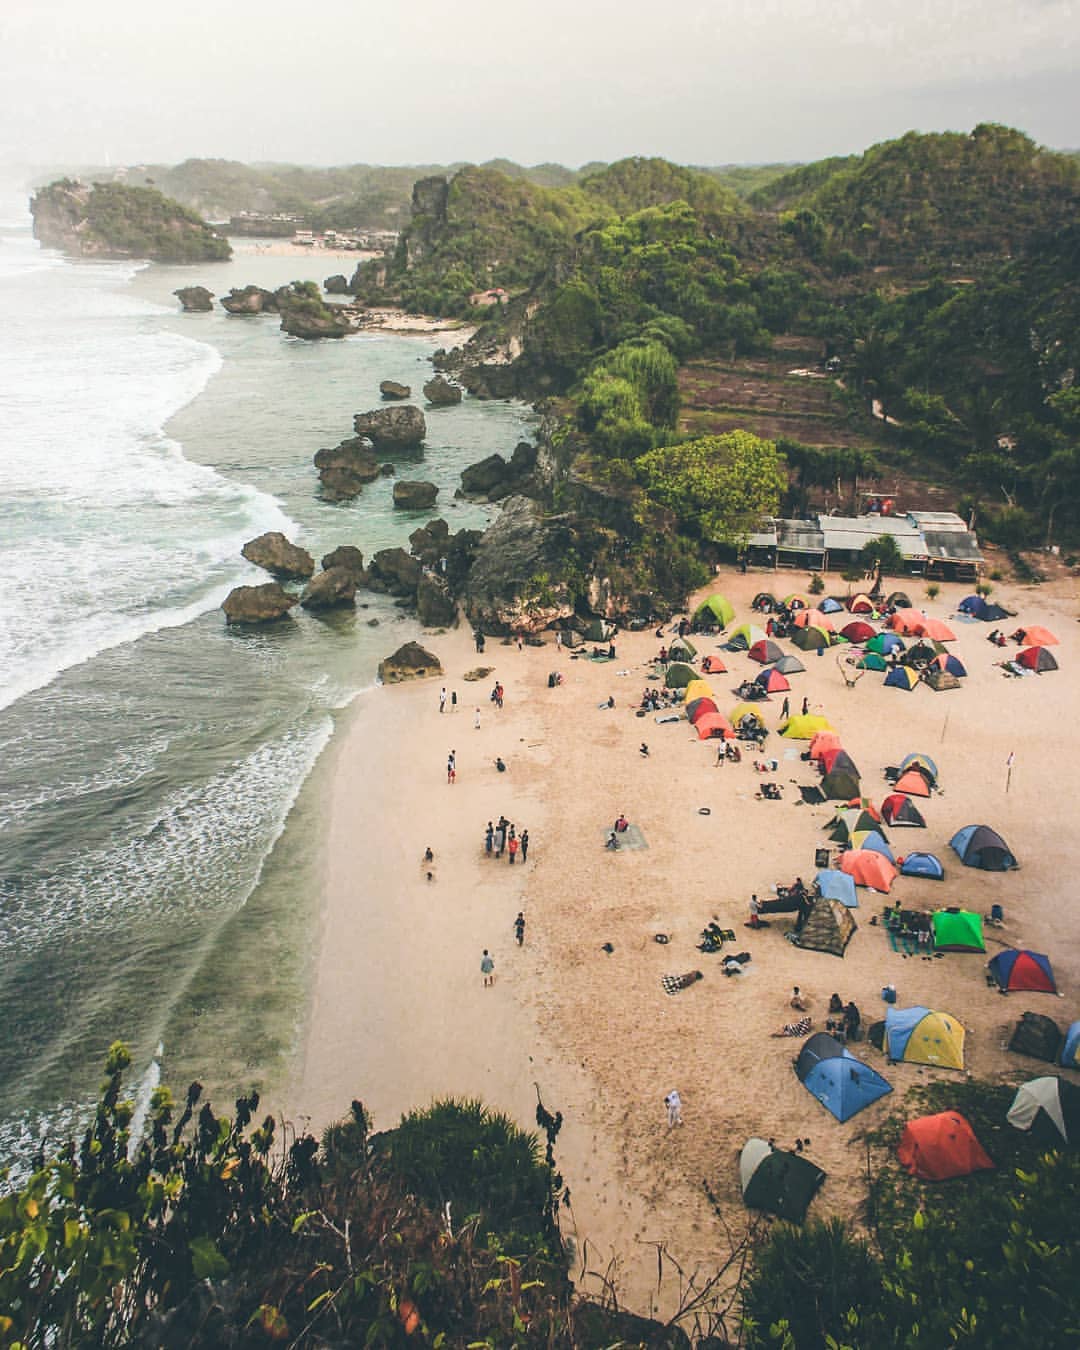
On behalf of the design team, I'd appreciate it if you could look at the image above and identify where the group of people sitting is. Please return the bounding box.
[735,680,768,702]
[605,813,631,849]
[756,780,783,800]
[826,992,862,1041]
[639,686,678,711]
[986,629,1009,647]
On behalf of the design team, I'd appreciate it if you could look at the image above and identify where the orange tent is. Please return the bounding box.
[809,731,843,762]
[845,797,882,821]
[894,769,932,798]
[914,618,956,641]
[839,849,898,891]
[793,608,836,633]
[1020,625,1059,646]
[888,609,925,635]
[695,712,734,740]
[897,1112,994,1181]
[701,654,728,674]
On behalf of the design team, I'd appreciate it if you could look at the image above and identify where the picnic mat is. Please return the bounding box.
[601,824,648,850]
[799,786,826,804]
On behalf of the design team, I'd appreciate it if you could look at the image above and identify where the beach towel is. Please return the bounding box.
[654,713,681,723]
[799,786,826,804]
[662,971,704,995]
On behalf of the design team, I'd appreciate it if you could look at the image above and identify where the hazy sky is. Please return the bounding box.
[2,0,1077,170]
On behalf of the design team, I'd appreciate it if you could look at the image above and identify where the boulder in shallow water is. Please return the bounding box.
[393,480,438,510]
[368,547,421,596]
[221,285,278,314]
[353,404,426,451]
[378,641,443,684]
[324,273,350,294]
[380,379,411,400]
[423,374,463,405]
[174,286,214,311]
[314,437,381,500]
[300,566,357,610]
[321,545,366,580]
[242,531,315,580]
[222,583,298,624]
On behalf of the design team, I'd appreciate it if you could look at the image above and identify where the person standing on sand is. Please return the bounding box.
[665,1089,683,1127]
[439,687,447,714]
[451,690,458,713]
[474,707,481,730]
[481,950,495,986]
[555,631,562,651]
[781,696,790,721]
[508,833,519,864]
[485,821,494,854]
[801,696,809,717]
[514,912,525,945]
[520,829,529,862]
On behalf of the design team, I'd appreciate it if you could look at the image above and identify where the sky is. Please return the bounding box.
[1,0,1077,172]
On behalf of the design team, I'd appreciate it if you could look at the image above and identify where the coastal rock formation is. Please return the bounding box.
[377,641,443,684]
[321,545,366,580]
[393,480,438,510]
[323,274,350,294]
[174,286,214,311]
[222,583,298,624]
[408,518,451,565]
[353,405,426,451]
[221,285,279,315]
[314,437,381,500]
[380,380,411,400]
[300,566,357,610]
[367,547,421,596]
[380,462,396,476]
[416,572,457,627]
[241,531,315,580]
[279,305,355,340]
[30,180,231,263]
[459,441,539,501]
[423,375,462,405]
[462,495,575,633]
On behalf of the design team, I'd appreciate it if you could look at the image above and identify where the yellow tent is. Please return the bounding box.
[683,679,715,705]
[885,1008,966,1070]
[730,702,766,727]
[781,713,833,739]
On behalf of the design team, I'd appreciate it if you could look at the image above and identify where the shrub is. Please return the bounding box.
[925,582,940,600]
[808,573,825,595]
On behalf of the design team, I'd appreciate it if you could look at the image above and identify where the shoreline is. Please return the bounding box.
[286,569,1080,1319]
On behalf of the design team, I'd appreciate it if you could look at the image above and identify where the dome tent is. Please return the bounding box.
[729,623,767,650]
[884,666,920,691]
[989,949,1056,993]
[841,619,876,642]
[867,632,905,655]
[840,850,897,892]
[700,654,727,674]
[685,696,719,723]
[1063,1021,1080,1069]
[695,712,734,740]
[899,752,937,782]
[1017,645,1058,672]
[820,596,845,614]
[755,667,791,693]
[694,593,734,628]
[1007,1077,1080,1147]
[796,1033,892,1121]
[897,1112,994,1180]
[925,668,961,692]
[886,590,912,609]
[950,824,1017,871]
[739,1138,826,1222]
[683,679,714,705]
[815,869,858,907]
[858,652,888,671]
[667,635,697,661]
[882,794,926,827]
[664,662,696,689]
[885,1007,966,1069]
[847,593,876,613]
[899,852,944,880]
[791,897,857,957]
[730,702,766,728]
[931,910,984,952]
[781,713,833,739]
[1008,1012,1063,1063]
[748,638,784,664]
[791,624,832,651]
[774,654,806,675]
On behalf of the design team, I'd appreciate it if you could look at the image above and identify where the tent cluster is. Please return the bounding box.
[1008,1013,1080,1067]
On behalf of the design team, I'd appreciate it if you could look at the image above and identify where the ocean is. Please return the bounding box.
[0,195,535,1166]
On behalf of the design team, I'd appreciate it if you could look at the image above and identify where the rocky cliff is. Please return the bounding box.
[31,180,231,263]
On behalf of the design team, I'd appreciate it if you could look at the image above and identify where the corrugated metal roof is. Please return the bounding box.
[907,511,968,532]
[922,530,983,562]
[776,520,826,552]
[819,516,924,558]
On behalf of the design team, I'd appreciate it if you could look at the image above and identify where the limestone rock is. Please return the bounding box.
[463,496,575,634]
[368,547,421,596]
[241,531,315,580]
[423,375,463,406]
[417,572,457,627]
[222,583,298,625]
[221,285,278,315]
[314,437,381,501]
[352,405,426,451]
[380,380,411,400]
[393,480,438,511]
[378,641,443,684]
[174,286,214,312]
[321,545,366,580]
[408,518,451,564]
[323,274,350,294]
[300,566,357,610]
[460,453,509,498]
[380,462,396,476]
[280,306,355,340]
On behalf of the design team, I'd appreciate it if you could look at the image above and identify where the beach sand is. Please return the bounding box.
[289,568,1080,1319]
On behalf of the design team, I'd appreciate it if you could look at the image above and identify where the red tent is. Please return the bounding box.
[756,667,791,693]
[897,1112,994,1181]
[841,620,876,642]
[748,638,783,664]
[1017,646,1058,672]
[810,731,842,762]
[882,793,926,827]
[894,769,932,798]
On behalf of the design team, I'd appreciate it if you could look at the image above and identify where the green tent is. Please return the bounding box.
[668,636,697,661]
[739,1138,826,1222]
[664,662,696,689]
[857,652,888,671]
[791,625,832,651]
[695,594,734,628]
[931,910,985,953]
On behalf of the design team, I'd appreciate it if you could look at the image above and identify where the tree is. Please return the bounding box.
[859,534,903,593]
[635,431,786,547]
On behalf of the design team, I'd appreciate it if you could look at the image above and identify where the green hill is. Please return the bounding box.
[30,179,230,262]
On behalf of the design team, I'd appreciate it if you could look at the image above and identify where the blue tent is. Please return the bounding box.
[935,654,967,677]
[957,595,982,614]
[950,824,1017,871]
[899,851,945,880]
[796,1033,893,1122]
[1062,1022,1080,1070]
[958,595,1007,622]
[816,869,858,908]
[820,597,844,614]
[899,752,939,781]
[885,666,920,691]
[858,831,895,862]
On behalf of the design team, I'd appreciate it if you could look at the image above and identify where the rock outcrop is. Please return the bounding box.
[314,437,381,500]
[174,286,214,311]
[323,274,350,294]
[321,545,366,580]
[279,305,355,340]
[221,285,279,315]
[459,441,539,501]
[416,572,457,627]
[393,480,438,510]
[462,496,575,633]
[222,583,298,624]
[408,518,451,565]
[352,405,426,451]
[378,641,443,684]
[300,566,357,610]
[380,380,411,400]
[30,180,231,263]
[367,547,421,596]
[241,531,315,580]
[423,375,462,405]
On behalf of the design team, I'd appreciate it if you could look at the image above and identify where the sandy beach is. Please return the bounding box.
[289,567,1080,1319]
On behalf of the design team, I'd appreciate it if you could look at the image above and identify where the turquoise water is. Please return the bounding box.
[0,218,535,1162]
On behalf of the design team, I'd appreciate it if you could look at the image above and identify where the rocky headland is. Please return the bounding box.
[30,180,231,263]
